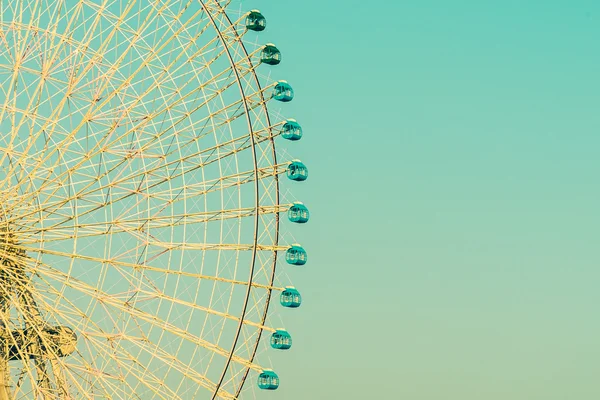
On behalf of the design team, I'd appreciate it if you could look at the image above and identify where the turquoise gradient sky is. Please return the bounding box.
[242,1,600,399]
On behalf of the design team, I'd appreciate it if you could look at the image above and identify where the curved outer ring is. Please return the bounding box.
[200,2,281,398]
[216,10,282,398]
[0,3,281,397]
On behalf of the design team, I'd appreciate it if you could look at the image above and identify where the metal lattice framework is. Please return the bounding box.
[0,0,306,398]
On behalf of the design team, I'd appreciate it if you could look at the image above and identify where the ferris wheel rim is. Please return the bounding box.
[197,2,278,398]
[205,3,283,398]
[0,0,300,397]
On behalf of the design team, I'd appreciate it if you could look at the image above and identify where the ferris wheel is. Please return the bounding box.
[0,1,308,398]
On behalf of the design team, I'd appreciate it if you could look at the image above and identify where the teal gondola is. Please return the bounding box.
[258,370,279,390]
[281,119,303,141]
[246,10,266,31]
[280,286,302,308]
[286,244,307,265]
[287,160,308,181]
[270,329,292,350]
[261,43,281,65]
[273,80,294,102]
[288,202,309,223]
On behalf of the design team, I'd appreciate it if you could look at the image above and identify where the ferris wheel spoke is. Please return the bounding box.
[116,287,275,334]
[50,358,73,400]
[83,341,183,400]
[24,257,280,337]
[24,268,221,398]
[5,63,273,212]
[26,252,283,303]
[31,264,271,374]
[16,202,290,242]
[110,337,231,399]
[5,122,284,226]
[16,289,143,399]
[0,1,227,190]
[12,197,290,248]
[4,124,282,229]
[0,0,142,173]
[62,350,155,400]
[21,255,283,336]
[2,43,279,201]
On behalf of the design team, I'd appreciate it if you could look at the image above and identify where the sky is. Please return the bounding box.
[241,0,600,399]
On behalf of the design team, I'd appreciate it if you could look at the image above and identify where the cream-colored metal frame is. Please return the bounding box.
[0,0,297,398]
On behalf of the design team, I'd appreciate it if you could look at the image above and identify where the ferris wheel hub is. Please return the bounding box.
[0,326,78,361]
[0,225,25,271]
